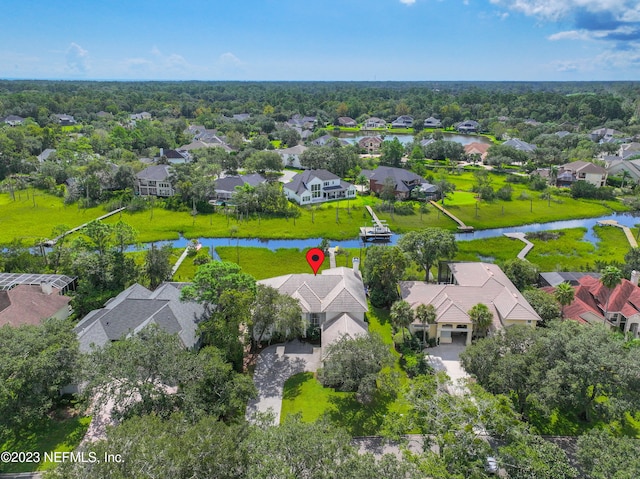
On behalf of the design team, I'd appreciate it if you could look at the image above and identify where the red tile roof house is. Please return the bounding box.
[544,274,640,337]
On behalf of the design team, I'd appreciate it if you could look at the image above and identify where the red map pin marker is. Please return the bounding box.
[306,248,325,276]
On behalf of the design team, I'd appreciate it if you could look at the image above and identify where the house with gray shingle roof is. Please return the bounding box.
[423,117,442,128]
[455,120,480,133]
[556,160,607,188]
[361,166,428,200]
[283,169,356,205]
[74,282,205,352]
[2,115,25,126]
[258,267,368,354]
[135,164,174,197]
[391,115,414,128]
[363,117,386,129]
[401,262,539,345]
[503,138,537,153]
[214,174,266,201]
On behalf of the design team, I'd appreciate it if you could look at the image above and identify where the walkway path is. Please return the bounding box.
[327,247,337,268]
[42,207,127,246]
[171,245,191,276]
[429,201,474,232]
[503,232,534,260]
[598,219,638,247]
[246,340,321,425]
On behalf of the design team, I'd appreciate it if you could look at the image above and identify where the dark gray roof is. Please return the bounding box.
[136,164,172,181]
[503,138,536,152]
[75,282,204,352]
[285,169,340,195]
[215,174,266,192]
[361,166,425,192]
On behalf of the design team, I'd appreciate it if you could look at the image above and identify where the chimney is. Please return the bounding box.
[632,270,640,286]
[352,257,360,273]
[40,281,53,295]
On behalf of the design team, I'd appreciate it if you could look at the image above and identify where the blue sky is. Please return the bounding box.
[1,0,639,81]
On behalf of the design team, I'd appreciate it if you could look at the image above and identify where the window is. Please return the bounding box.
[311,183,321,198]
[323,181,330,187]
[309,313,321,326]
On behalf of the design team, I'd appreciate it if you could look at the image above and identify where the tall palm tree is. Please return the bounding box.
[554,282,575,319]
[415,303,437,347]
[600,265,623,325]
[468,303,493,339]
[390,300,414,343]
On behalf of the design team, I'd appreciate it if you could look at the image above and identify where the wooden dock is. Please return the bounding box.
[429,201,474,232]
[360,206,393,241]
[41,207,127,247]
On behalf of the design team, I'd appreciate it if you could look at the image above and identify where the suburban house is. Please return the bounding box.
[456,120,480,133]
[213,173,266,202]
[556,161,608,188]
[257,267,368,355]
[337,117,357,127]
[503,138,537,153]
[543,274,640,338]
[589,127,625,143]
[400,262,540,345]
[361,166,428,200]
[232,113,251,121]
[311,134,349,147]
[130,112,152,121]
[464,142,490,162]
[424,117,442,128]
[363,117,386,129]
[135,164,174,197]
[276,144,308,169]
[155,148,190,164]
[358,136,383,153]
[0,273,75,327]
[74,282,205,352]
[605,157,640,184]
[555,130,572,138]
[286,114,316,129]
[2,115,25,126]
[37,148,57,162]
[53,114,77,126]
[420,138,435,148]
[391,115,414,128]
[538,271,601,288]
[619,142,640,159]
[283,169,356,205]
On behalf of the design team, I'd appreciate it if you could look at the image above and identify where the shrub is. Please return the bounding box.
[193,254,211,265]
[496,185,513,201]
[518,191,531,200]
[401,351,433,378]
[126,196,148,213]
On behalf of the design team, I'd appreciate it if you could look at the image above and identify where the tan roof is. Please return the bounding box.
[400,262,540,329]
[258,267,368,315]
[0,285,71,327]
[321,313,368,355]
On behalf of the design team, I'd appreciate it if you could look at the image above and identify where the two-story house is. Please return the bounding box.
[283,169,356,205]
[556,161,608,188]
[361,166,428,200]
[456,120,480,133]
[135,165,174,197]
[363,117,386,129]
[391,115,414,128]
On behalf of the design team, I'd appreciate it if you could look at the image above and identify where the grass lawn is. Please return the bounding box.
[0,191,106,245]
[172,246,209,281]
[0,415,91,473]
[216,247,331,280]
[280,302,411,436]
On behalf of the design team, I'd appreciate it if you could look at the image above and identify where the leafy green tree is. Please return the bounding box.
[554,282,575,319]
[0,319,78,443]
[468,303,493,338]
[522,288,560,325]
[576,429,640,479]
[251,284,304,345]
[623,247,640,278]
[502,258,538,291]
[600,265,623,323]
[415,303,436,346]
[398,228,457,282]
[320,333,394,404]
[380,137,404,167]
[390,299,414,342]
[362,245,407,307]
[244,150,282,173]
[499,435,578,479]
[144,243,173,289]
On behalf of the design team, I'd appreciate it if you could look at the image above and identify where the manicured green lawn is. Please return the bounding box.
[280,302,411,436]
[0,415,91,473]
[216,247,331,280]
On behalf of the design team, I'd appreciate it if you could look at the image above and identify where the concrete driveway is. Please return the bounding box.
[278,169,298,184]
[426,340,470,395]
[246,340,321,424]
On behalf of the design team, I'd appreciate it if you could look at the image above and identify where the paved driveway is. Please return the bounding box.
[426,340,470,395]
[278,169,298,184]
[246,340,321,424]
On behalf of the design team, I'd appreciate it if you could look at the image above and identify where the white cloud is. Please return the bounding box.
[65,42,89,74]
[548,30,594,41]
[551,41,640,73]
[219,52,243,67]
[399,0,416,5]
[489,0,637,21]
